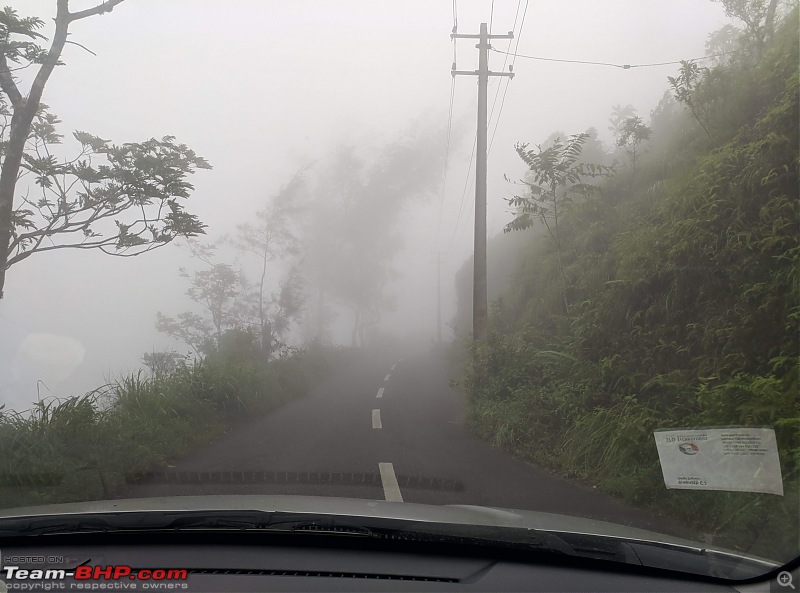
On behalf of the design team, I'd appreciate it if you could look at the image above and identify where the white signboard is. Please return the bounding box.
[653,428,783,495]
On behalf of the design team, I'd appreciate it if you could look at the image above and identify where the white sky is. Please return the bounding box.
[0,0,730,411]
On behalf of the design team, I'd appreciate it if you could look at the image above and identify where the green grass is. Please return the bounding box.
[460,11,800,564]
[466,378,799,563]
[0,344,352,509]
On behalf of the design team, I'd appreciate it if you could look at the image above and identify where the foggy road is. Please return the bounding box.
[117,346,680,535]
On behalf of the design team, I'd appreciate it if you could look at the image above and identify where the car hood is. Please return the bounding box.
[0,494,775,563]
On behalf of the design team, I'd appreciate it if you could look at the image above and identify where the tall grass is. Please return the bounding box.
[0,344,351,509]
[461,12,799,563]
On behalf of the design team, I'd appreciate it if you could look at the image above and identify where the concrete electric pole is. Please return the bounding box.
[452,23,513,343]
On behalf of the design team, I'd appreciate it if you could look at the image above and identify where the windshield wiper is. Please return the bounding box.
[0,510,570,550]
[0,510,779,580]
[0,511,376,537]
[0,510,600,563]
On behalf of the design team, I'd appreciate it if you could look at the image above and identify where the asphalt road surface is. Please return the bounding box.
[118,345,685,536]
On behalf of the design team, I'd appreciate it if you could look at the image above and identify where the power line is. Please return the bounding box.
[436,75,456,249]
[488,0,528,154]
[489,47,725,69]
[489,0,495,35]
[448,133,477,251]
[487,0,520,127]
[488,82,510,155]
[450,2,523,251]
[482,0,522,245]
[511,0,529,69]
[441,0,458,251]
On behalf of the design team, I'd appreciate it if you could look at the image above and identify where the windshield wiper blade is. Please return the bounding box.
[0,510,622,561]
[160,513,375,536]
[0,511,646,568]
[0,510,564,552]
[0,512,218,536]
[1,510,778,579]
[0,510,380,537]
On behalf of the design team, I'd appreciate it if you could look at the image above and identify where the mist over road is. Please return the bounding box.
[118,346,680,536]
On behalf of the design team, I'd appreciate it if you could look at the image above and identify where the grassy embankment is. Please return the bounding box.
[461,13,799,562]
[0,344,352,509]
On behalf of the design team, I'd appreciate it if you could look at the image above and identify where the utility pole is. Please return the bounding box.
[452,24,513,343]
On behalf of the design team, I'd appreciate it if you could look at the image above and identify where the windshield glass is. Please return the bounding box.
[0,0,797,580]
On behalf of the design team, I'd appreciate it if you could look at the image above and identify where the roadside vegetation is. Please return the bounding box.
[0,338,352,508]
[459,4,799,561]
[1,1,446,513]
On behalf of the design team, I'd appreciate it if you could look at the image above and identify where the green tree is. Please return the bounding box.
[648,91,682,141]
[706,24,746,65]
[607,104,637,143]
[140,350,183,378]
[712,0,782,59]
[266,265,306,352]
[0,3,209,298]
[616,116,652,174]
[156,243,247,357]
[668,60,714,140]
[505,133,611,314]
[185,263,242,342]
[154,312,211,357]
[578,127,612,168]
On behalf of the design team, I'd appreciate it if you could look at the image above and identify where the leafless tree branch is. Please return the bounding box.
[68,0,127,23]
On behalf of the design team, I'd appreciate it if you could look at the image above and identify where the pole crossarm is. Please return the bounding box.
[451,32,514,40]
[452,70,514,78]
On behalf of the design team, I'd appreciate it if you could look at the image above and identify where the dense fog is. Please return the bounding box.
[0,0,730,411]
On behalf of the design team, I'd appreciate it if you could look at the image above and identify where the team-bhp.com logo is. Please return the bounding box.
[3,564,188,585]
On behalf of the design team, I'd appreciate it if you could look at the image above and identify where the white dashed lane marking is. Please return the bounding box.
[378,462,403,502]
[372,409,382,429]
[376,388,384,398]
[384,374,391,381]
[391,364,396,370]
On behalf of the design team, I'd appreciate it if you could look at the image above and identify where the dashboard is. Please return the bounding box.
[3,532,794,592]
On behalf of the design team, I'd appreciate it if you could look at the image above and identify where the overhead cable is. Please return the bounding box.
[489,47,726,69]
[436,76,457,249]
[488,0,528,154]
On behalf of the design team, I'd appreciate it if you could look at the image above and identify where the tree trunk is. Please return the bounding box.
[261,320,273,361]
[0,110,32,298]
[258,244,269,341]
[552,187,569,315]
[765,0,779,39]
[0,0,127,298]
[0,5,72,298]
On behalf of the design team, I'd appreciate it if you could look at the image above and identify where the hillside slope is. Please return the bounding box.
[461,11,799,562]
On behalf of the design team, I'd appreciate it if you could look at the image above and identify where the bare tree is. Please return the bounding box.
[230,169,306,355]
